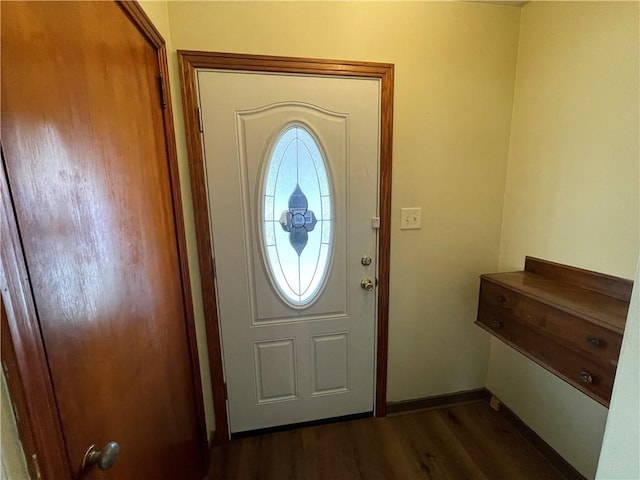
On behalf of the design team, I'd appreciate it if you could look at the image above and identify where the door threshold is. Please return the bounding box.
[231,411,373,439]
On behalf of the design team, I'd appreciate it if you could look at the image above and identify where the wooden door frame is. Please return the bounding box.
[178,51,394,444]
[0,2,208,478]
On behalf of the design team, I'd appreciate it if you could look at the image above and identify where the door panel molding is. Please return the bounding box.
[178,51,394,443]
[0,2,208,477]
[202,72,378,432]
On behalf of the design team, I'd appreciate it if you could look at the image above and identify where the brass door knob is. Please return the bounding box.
[82,441,120,471]
[361,278,374,291]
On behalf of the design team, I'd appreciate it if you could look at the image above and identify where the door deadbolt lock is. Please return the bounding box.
[361,278,375,291]
[361,255,372,266]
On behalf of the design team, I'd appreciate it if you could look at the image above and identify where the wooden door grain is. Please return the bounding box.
[1,1,205,478]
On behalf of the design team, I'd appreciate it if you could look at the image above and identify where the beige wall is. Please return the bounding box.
[488,2,640,478]
[498,1,639,278]
[1,372,30,480]
[165,0,521,402]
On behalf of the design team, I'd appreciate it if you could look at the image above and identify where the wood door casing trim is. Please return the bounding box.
[1,2,208,477]
[1,300,40,480]
[117,0,164,48]
[1,153,72,479]
[119,2,209,461]
[119,1,210,464]
[178,51,394,443]
[157,43,211,471]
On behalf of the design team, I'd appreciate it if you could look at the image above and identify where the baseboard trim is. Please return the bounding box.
[386,388,586,480]
[386,388,490,415]
[488,391,587,480]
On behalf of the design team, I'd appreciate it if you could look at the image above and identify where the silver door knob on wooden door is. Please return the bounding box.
[361,278,374,291]
[82,441,120,471]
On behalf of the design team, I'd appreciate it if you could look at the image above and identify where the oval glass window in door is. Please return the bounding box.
[261,125,333,307]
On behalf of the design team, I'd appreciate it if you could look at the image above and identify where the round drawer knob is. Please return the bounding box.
[580,371,593,384]
[491,320,502,330]
[586,336,602,347]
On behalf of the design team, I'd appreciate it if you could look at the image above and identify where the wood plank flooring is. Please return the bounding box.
[207,400,568,479]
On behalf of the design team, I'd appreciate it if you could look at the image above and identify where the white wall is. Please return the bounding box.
[489,2,640,478]
[597,264,640,479]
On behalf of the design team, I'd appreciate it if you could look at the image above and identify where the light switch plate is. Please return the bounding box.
[400,207,422,230]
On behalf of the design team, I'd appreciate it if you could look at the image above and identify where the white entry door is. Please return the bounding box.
[198,71,380,433]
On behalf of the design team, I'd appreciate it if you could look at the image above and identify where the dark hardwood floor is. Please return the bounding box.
[207,400,567,479]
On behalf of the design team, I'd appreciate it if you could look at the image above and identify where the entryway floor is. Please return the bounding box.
[207,400,570,479]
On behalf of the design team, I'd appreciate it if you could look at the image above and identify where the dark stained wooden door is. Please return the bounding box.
[1,2,204,478]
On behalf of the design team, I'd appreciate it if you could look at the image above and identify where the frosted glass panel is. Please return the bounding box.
[264,196,275,221]
[262,125,333,307]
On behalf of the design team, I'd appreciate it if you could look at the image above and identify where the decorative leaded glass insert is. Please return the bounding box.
[262,125,332,307]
